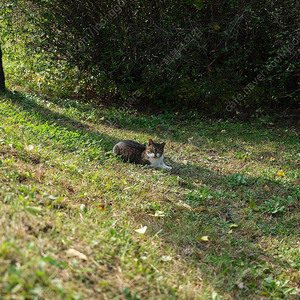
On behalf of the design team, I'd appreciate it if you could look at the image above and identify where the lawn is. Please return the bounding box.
[0,91,299,299]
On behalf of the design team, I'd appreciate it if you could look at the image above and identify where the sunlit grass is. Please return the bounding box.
[0,91,299,299]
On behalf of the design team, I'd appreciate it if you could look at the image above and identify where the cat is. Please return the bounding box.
[112,139,172,170]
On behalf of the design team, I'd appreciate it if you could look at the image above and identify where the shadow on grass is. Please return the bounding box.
[3,91,300,299]
[108,110,300,149]
[3,91,120,152]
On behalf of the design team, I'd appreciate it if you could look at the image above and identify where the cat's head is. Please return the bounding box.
[146,139,166,159]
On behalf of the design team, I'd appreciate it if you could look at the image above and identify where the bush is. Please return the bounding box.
[2,0,300,112]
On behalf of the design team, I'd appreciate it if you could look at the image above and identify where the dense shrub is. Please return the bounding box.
[2,0,300,111]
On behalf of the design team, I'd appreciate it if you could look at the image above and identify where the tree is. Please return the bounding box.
[0,46,4,92]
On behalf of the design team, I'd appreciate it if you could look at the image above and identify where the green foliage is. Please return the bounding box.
[0,0,300,110]
[227,172,248,187]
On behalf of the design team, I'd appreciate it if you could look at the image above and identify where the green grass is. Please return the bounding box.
[0,91,300,299]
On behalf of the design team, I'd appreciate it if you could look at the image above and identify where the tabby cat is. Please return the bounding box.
[113,139,172,170]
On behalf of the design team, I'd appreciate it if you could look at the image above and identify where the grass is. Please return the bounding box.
[0,91,299,299]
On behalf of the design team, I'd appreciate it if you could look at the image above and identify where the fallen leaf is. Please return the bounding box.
[67,186,74,193]
[25,145,34,151]
[236,281,245,289]
[229,224,238,228]
[194,0,204,10]
[264,185,271,191]
[249,199,259,211]
[34,170,44,181]
[149,211,165,217]
[160,256,172,262]
[177,200,193,211]
[277,170,284,176]
[134,226,147,234]
[197,236,209,241]
[66,249,87,260]
[228,229,233,234]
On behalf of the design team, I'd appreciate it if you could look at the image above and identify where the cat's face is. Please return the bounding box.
[146,139,166,159]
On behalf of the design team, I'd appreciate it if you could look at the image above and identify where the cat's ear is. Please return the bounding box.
[148,139,154,145]
[161,142,166,147]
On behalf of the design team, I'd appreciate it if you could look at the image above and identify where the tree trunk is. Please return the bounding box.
[0,46,5,92]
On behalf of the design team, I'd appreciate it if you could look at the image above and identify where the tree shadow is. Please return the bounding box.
[4,91,300,298]
[4,91,120,152]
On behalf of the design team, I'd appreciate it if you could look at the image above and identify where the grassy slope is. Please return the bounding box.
[0,92,299,300]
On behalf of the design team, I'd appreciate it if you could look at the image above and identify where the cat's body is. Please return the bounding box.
[113,139,172,170]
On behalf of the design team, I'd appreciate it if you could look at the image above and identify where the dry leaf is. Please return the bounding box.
[160,256,172,262]
[228,229,233,234]
[197,236,209,241]
[236,281,245,289]
[134,226,147,234]
[229,224,238,228]
[25,145,34,151]
[66,249,87,260]
[67,185,74,193]
[264,185,271,191]
[149,211,165,217]
[177,200,193,211]
[34,170,44,181]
